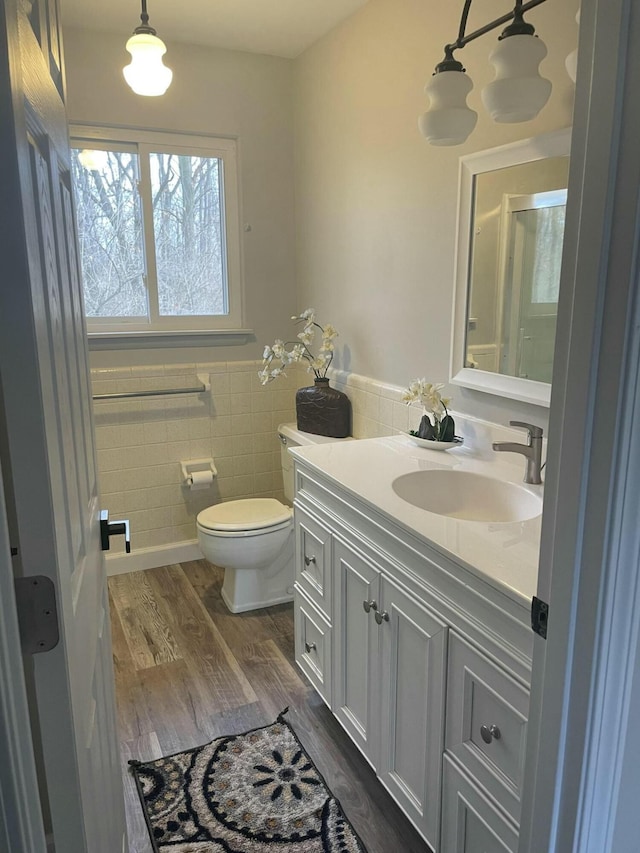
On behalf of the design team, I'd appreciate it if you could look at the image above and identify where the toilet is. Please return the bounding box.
[197,423,349,613]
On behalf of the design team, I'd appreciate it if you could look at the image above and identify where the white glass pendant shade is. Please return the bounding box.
[481,34,551,123]
[419,70,478,146]
[123,32,173,96]
[77,149,108,171]
[565,10,580,83]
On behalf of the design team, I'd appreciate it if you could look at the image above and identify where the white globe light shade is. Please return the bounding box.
[123,32,173,96]
[419,70,478,146]
[565,10,580,83]
[77,148,109,171]
[481,34,551,123]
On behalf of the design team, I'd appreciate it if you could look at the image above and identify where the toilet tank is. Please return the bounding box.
[278,423,353,503]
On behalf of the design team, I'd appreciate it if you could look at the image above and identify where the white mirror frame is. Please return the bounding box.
[450,127,572,407]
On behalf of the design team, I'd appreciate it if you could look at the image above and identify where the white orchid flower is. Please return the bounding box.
[262,311,337,382]
[322,324,338,340]
[297,329,314,346]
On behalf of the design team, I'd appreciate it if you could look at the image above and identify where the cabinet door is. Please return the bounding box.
[295,506,332,619]
[378,576,447,850]
[333,539,381,768]
[294,588,332,706]
[441,756,518,853]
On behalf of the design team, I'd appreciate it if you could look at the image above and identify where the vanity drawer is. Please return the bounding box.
[294,587,332,706]
[445,632,529,823]
[441,755,518,853]
[294,506,332,619]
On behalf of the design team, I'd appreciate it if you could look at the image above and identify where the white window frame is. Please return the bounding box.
[70,125,246,341]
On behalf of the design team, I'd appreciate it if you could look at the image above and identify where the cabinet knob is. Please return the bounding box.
[363,599,378,614]
[304,554,316,566]
[304,641,317,653]
[480,724,501,744]
[374,610,390,624]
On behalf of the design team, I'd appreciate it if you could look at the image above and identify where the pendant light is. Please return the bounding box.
[419,0,550,146]
[565,10,580,83]
[123,0,173,97]
[481,3,551,123]
[419,49,477,146]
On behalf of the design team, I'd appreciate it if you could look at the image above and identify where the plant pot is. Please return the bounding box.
[296,378,351,438]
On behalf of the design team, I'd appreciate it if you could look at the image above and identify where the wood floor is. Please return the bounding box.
[108,560,431,853]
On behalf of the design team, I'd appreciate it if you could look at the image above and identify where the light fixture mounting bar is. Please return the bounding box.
[446,0,548,57]
[134,0,156,35]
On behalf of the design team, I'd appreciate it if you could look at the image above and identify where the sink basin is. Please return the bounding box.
[392,469,542,523]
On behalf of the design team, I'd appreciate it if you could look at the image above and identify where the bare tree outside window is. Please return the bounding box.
[70,140,233,329]
[150,153,226,317]
[71,149,147,318]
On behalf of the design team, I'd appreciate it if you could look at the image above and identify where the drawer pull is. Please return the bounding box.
[375,610,390,624]
[363,599,378,614]
[480,724,501,744]
[304,641,317,653]
[304,554,316,566]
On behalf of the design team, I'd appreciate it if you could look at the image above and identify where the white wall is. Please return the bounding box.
[63,27,297,369]
[292,0,579,427]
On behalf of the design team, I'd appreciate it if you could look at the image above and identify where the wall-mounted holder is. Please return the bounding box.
[181,458,217,491]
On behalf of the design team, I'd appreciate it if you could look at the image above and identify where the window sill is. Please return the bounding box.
[87,328,255,351]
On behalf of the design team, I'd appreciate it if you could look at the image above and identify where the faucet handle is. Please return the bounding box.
[509,420,544,439]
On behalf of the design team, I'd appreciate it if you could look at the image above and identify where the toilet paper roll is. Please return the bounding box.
[189,470,214,490]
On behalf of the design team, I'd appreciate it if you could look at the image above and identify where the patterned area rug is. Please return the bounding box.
[129,710,367,852]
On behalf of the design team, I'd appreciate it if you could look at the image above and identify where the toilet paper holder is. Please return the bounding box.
[181,458,217,488]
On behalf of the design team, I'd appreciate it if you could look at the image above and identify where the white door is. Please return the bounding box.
[0,1,126,851]
[519,0,640,851]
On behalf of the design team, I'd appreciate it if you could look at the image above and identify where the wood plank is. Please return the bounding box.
[182,558,292,651]
[234,638,310,722]
[109,572,181,670]
[144,565,258,710]
[119,733,161,853]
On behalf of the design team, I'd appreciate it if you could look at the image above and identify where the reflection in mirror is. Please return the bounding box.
[467,159,568,383]
[451,128,571,407]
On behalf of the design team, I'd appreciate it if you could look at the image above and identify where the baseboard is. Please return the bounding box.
[220,586,294,613]
[105,540,203,576]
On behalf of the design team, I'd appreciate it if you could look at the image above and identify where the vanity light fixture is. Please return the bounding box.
[419,0,551,146]
[123,0,173,97]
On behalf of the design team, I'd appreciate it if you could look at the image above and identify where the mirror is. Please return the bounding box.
[450,128,571,407]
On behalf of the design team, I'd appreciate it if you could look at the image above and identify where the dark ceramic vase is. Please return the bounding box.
[295,378,351,438]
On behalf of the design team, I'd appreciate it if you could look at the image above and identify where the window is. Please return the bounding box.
[70,127,243,336]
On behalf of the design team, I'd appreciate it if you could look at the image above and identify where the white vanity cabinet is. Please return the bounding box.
[292,457,534,853]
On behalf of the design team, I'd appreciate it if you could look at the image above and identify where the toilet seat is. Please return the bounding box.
[197,498,293,537]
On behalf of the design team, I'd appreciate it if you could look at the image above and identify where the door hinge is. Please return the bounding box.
[14,576,60,654]
[531,595,549,639]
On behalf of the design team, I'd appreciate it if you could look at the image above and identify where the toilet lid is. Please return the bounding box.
[197,498,293,532]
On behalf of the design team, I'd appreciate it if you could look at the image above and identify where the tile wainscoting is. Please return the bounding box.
[92,362,429,574]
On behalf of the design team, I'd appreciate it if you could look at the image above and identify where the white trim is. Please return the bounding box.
[450,127,571,407]
[87,327,254,350]
[105,539,203,576]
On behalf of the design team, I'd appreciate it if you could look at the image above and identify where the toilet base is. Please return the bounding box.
[220,548,295,613]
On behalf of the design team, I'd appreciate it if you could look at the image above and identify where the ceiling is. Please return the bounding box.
[59,0,369,59]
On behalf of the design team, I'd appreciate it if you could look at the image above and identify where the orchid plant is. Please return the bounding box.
[402,379,456,442]
[259,309,338,385]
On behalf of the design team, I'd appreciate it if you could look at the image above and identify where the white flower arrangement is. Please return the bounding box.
[259,309,338,385]
[402,379,456,442]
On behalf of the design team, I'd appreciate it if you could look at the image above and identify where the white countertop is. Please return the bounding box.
[290,434,542,607]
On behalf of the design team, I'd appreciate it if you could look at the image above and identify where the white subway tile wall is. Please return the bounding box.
[92,362,419,555]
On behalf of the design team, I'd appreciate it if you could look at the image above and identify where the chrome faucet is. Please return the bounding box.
[492,421,544,485]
